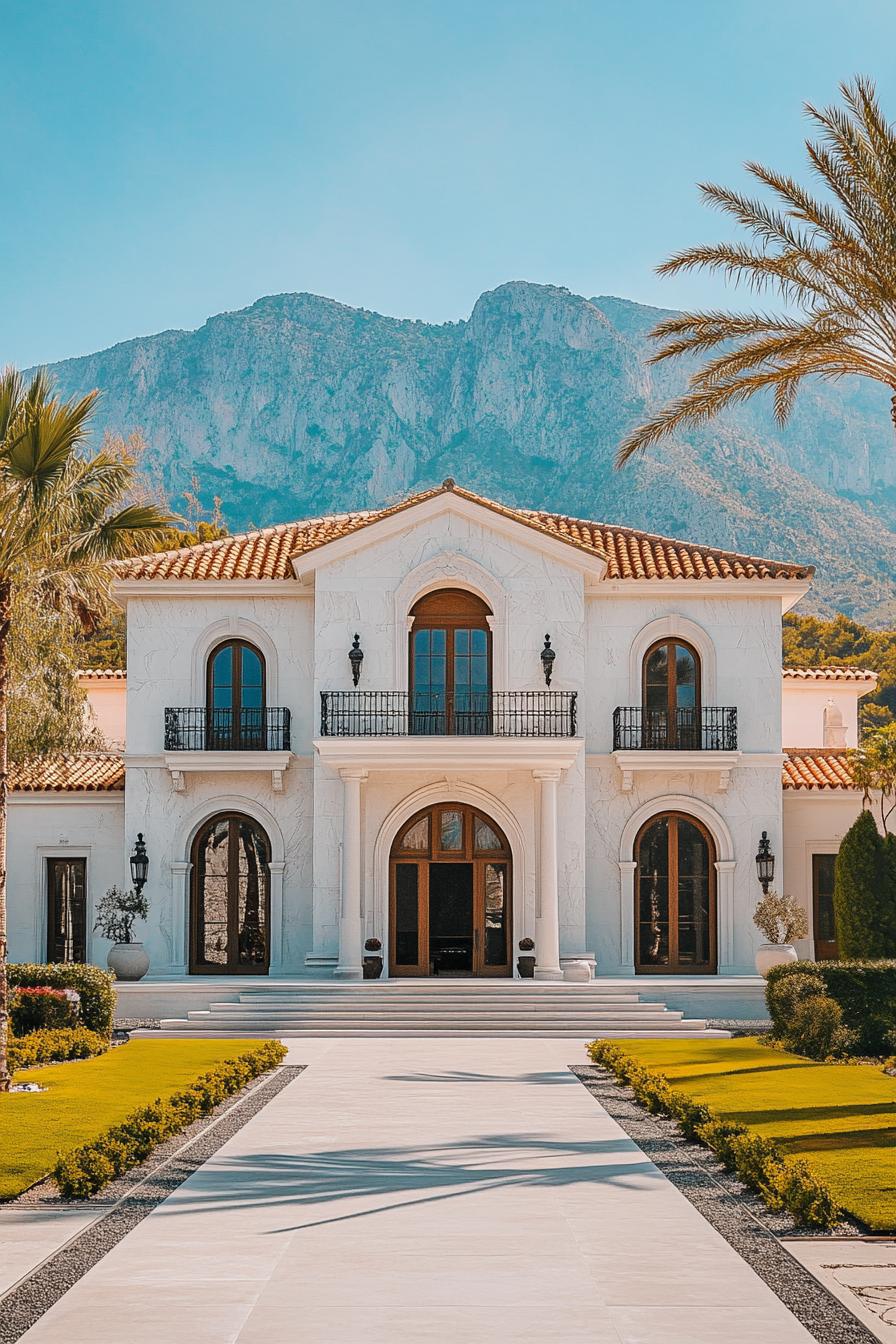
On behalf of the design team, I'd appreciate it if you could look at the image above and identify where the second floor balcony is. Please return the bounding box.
[320,690,577,738]
[164,706,292,752]
[612,705,738,752]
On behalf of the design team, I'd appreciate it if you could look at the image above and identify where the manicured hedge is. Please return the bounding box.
[53,1040,287,1198]
[587,1039,840,1229]
[9,964,116,1037]
[766,960,896,1055]
[11,987,79,1035]
[9,1027,109,1073]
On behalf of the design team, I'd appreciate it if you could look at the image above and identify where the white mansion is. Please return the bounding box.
[7,481,874,1008]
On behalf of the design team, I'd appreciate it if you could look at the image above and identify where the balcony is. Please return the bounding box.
[165,707,292,752]
[611,706,739,793]
[612,706,737,752]
[320,690,577,738]
[162,708,293,793]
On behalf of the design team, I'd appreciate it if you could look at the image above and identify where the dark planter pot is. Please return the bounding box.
[517,954,536,979]
[363,955,383,980]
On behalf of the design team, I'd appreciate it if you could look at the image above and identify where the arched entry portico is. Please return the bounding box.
[388,802,513,976]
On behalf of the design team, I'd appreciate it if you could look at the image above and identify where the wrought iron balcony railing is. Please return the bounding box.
[320,690,577,738]
[613,706,737,752]
[164,707,292,752]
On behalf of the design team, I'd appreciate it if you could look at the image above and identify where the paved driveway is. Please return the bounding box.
[22,1038,815,1343]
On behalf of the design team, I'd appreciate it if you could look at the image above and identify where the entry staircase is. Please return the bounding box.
[156,981,729,1038]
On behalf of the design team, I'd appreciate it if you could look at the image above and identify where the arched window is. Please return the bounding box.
[206,640,265,749]
[635,812,716,973]
[642,640,700,748]
[190,813,271,974]
[409,590,492,735]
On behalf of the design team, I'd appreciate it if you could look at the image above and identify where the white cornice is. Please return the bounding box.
[590,579,811,611]
[313,735,582,772]
[113,580,312,601]
[289,493,609,582]
[9,792,124,806]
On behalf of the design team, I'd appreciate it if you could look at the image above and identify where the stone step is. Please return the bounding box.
[176,1013,704,1031]
[150,1025,727,1038]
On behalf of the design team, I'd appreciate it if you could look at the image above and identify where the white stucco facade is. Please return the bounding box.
[6,484,871,986]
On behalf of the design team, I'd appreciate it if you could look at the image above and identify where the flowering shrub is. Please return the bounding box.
[10,986,79,1035]
[9,964,115,1036]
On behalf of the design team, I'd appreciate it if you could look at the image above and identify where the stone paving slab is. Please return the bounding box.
[19,1038,818,1343]
[0,1210,103,1299]
[782,1240,896,1344]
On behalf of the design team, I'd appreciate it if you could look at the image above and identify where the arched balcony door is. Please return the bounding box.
[635,812,717,973]
[642,639,701,749]
[409,589,492,735]
[190,813,271,974]
[390,803,512,976]
[206,640,265,749]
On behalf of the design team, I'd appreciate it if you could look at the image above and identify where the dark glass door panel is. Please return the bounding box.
[637,816,670,967]
[483,863,508,967]
[429,863,473,973]
[47,858,86,963]
[394,864,421,967]
[191,814,271,973]
[636,813,715,973]
[812,853,838,959]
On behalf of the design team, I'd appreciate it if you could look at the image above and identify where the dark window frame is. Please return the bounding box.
[205,639,267,749]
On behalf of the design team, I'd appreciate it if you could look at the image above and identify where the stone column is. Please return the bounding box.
[335,768,366,979]
[267,860,286,976]
[534,769,563,980]
[169,861,191,974]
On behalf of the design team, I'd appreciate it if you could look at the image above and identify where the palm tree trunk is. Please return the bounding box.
[0,580,10,1092]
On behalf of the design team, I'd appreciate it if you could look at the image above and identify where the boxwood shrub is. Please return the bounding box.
[54,1040,287,1198]
[587,1039,840,1230]
[766,960,896,1055]
[9,964,116,1037]
[9,1027,109,1073]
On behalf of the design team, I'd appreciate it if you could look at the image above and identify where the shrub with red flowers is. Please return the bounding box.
[10,986,80,1035]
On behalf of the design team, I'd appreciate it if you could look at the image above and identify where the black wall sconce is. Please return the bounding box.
[755,831,775,893]
[349,633,364,686]
[540,635,556,686]
[130,833,149,895]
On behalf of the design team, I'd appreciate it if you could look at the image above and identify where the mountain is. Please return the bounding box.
[38,281,896,621]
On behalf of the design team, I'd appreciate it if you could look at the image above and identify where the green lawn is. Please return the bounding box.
[0,1039,266,1200]
[607,1038,896,1232]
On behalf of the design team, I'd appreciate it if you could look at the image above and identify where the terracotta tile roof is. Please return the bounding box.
[77,668,127,680]
[9,752,125,793]
[782,666,877,683]
[782,749,857,790]
[113,481,814,584]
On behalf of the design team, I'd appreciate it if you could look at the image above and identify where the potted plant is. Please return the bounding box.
[752,890,808,976]
[363,936,383,980]
[517,936,536,978]
[94,885,150,981]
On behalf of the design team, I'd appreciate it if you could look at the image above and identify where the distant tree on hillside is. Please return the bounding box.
[783,612,896,728]
[617,78,896,464]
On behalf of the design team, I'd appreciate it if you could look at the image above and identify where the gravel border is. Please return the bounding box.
[572,1065,875,1344]
[0,1064,304,1342]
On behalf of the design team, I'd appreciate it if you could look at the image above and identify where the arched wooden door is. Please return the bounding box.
[190,813,271,974]
[390,803,512,976]
[634,812,717,973]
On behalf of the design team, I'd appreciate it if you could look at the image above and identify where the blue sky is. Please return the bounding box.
[3,0,895,367]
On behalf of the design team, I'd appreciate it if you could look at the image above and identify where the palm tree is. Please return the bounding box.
[617,78,896,465]
[0,369,171,1090]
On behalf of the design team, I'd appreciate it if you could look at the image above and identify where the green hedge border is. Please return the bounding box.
[586,1040,840,1230]
[53,1040,288,1198]
[10,1027,109,1073]
[765,960,896,1056]
[9,964,116,1037]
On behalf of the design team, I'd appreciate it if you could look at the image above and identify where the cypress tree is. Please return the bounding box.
[834,810,888,958]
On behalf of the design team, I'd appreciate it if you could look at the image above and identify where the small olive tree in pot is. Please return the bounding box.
[94,886,150,981]
[752,890,808,976]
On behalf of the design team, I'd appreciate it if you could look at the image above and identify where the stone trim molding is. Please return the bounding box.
[391,551,510,690]
[190,616,281,705]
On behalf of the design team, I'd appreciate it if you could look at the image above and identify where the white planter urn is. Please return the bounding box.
[755,943,798,977]
[107,942,150,982]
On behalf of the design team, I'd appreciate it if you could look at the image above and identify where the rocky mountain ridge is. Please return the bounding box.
[38,281,896,620]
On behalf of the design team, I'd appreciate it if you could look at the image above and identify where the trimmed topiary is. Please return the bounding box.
[834,811,891,959]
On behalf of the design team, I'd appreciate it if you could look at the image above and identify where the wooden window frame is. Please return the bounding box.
[408,590,493,735]
[641,639,701,748]
[634,811,717,974]
[206,639,267,749]
[189,812,271,975]
[46,856,87,964]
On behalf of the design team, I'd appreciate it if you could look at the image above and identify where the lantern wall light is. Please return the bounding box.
[540,635,556,687]
[349,634,364,686]
[130,833,149,895]
[755,830,775,894]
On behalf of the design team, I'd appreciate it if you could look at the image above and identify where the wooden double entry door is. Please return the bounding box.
[389,803,512,976]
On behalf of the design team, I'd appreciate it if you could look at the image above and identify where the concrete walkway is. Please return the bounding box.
[22,1039,815,1343]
